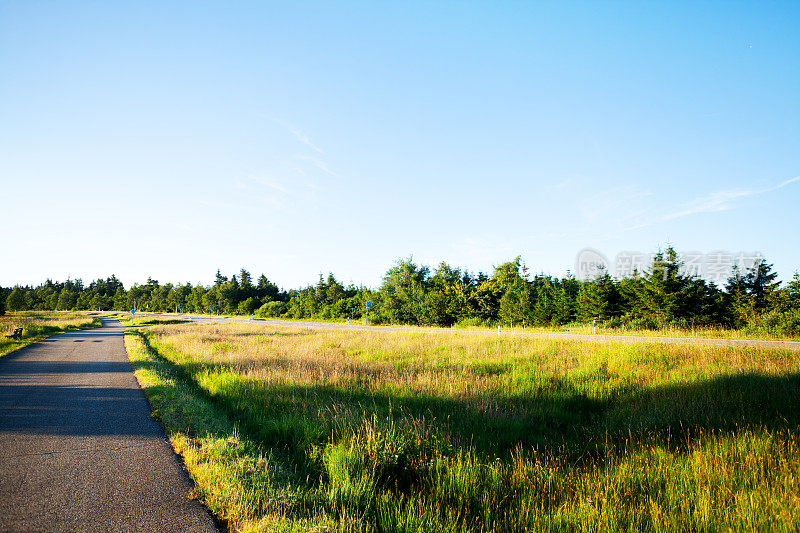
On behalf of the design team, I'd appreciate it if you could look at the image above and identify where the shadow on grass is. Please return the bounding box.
[125,328,800,530]
[134,331,800,465]
[126,319,191,327]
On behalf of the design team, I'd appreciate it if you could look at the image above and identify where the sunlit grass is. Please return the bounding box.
[135,310,800,341]
[128,322,800,532]
[0,311,101,358]
[118,316,190,327]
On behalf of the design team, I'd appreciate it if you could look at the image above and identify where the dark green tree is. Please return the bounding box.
[577,271,619,322]
[493,258,530,325]
[239,269,253,301]
[56,288,76,311]
[380,257,428,325]
[256,274,280,302]
[786,272,800,310]
[113,287,127,310]
[6,287,26,313]
[746,258,780,311]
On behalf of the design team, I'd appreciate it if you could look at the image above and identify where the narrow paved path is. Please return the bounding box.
[147,313,800,352]
[0,318,217,532]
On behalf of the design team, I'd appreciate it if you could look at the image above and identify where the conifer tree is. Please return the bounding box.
[746,259,780,311]
[6,286,26,313]
[577,271,619,322]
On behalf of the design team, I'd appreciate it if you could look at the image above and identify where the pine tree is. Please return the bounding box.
[635,247,692,326]
[787,272,800,308]
[256,274,280,302]
[499,279,529,326]
[56,289,75,311]
[239,269,253,301]
[6,287,26,312]
[746,259,780,311]
[577,271,619,322]
[724,258,780,324]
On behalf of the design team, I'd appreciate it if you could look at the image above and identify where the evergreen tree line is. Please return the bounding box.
[2,246,799,334]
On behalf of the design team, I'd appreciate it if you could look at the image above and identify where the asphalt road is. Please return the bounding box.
[0,318,217,532]
[146,313,800,352]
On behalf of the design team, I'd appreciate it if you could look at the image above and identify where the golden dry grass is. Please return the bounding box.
[0,311,101,358]
[129,322,800,532]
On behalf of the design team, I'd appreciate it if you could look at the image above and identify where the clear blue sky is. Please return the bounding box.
[1,1,798,289]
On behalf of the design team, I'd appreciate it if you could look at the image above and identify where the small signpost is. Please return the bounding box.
[365,301,371,325]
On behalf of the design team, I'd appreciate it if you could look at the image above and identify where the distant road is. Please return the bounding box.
[0,318,217,532]
[142,313,800,352]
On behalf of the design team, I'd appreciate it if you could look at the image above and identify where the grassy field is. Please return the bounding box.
[125,322,800,532]
[135,311,800,342]
[499,322,800,341]
[0,311,102,358]
[117,315,190,327]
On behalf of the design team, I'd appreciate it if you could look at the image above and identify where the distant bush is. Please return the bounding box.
[745,309,800,338]
[255,301,288,318]
[236,297,260,316]
[454,317,488,328]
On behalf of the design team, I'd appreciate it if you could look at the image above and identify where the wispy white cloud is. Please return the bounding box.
[777,175,800,188]
[288,127,323,154]
[294,154,340,177]
[626,175,800,231]
[248,175,296,196]
[241,174,322,217]
[271,118,324,153]
[661,189,754,221]
[663,175,799,221]
[264,117,340,179]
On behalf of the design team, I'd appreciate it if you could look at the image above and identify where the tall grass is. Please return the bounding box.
[128,322,800,532]
[0,311,101,358]
[454,321,800,341]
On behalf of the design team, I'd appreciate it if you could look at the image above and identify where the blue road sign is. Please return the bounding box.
[366,301,371,310]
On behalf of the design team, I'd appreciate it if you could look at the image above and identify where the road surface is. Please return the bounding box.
[0,318,217,532]
[142,313,800,352]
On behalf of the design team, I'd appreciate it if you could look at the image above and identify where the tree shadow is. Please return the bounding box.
[602,371,800,448]
[0,331,167,440]
[131,331,800,463]
[0,359,135,375]
[0,377,167,440]
[169,346,800,464]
